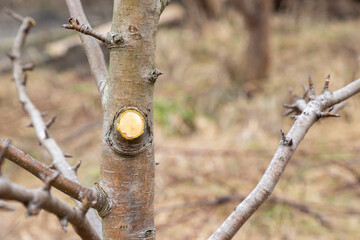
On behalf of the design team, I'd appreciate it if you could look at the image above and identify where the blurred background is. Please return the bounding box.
[1,0,360,239]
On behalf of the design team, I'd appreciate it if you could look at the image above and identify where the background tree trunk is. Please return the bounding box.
[235,0,272,95]
[99,1,161,239]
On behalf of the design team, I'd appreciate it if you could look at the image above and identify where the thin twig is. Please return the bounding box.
[62,18,109,44]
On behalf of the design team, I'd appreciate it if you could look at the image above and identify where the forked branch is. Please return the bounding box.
[0,176,100,240]
[0,139,108,213]
[208,76,360,240]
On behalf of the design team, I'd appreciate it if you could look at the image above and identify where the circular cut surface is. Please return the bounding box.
[116,110,144,140]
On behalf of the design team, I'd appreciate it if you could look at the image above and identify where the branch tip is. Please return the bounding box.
[316,111,340,118]
[46,115,57,129]
[22,63,35,71]
[5,8,24,22]
[308,75,316,100]
[72,160,82,174]
[323,74,330,93]
[280,130,293,146]
[6,52,16,61]
[63,17,109,44]
[64,153,73,158]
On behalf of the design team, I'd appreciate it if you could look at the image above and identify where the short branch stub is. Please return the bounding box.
[116,110,145,140]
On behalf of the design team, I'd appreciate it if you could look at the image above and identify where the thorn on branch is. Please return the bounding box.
[283,109,295,117]
[280,130,293,147]
[26,200,42,217]
[44,129,50,139]
[156,162,160,166]
[49,162,56,170]
[42,172,60,192]
[72,160,81,174]
[322,74,330,93]
[148,69,163,84]
[22,63,35,72]
[46,115,56,129]
[59,216,68,232]
[22,74,27,86]
[291,115,299,120]
[283,104,296,109]
[302,87,309,99]
[308,75,316,101]
[6,52,16,61]
[63,153,73,158]
[316,111,340,119]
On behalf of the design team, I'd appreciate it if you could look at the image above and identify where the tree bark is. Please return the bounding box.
[99,1,162,239]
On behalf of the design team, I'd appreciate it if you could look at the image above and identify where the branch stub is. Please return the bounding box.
[116,110,145,140]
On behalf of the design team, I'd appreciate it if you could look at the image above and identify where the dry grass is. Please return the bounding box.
[1,11,360,240]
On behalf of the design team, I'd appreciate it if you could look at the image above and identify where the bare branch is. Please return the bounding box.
[0,176,101,240]
[6,13,104,232]
[64,0,109,94]
[62,18,109,44]
[4,8,25,22]
[208,77,360,240]
[45,115,56,129]
[8,10,78,183]
[0,139,108,213]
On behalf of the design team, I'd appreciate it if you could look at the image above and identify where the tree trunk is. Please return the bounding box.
[235,0,272,94]
[100,1,161,239]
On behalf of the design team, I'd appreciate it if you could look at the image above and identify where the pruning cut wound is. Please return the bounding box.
[116,110,145,140]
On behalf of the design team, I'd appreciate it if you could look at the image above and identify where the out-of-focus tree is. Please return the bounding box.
[234,0,272,95]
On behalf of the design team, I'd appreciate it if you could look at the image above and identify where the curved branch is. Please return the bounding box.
[208,77,360,240]
[0,176,100,240]
[64,0,109,94]
[0,139,108,213]
[7,9,78,183]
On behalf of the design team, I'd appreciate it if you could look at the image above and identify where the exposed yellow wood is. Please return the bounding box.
[116,110,145,140]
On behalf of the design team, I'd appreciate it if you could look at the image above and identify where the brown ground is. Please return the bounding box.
[1,6,360,240]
